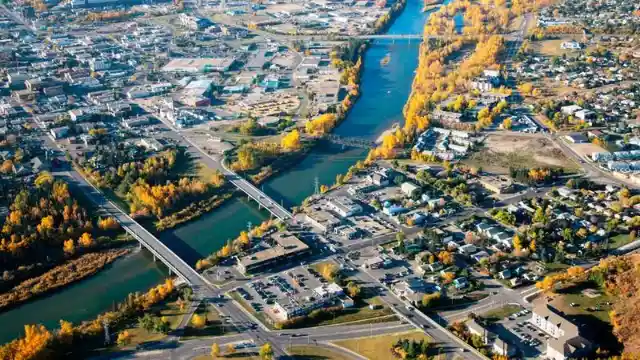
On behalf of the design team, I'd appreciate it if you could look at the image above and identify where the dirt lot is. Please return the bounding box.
[568,142,606,159]
[463,133,579,174]
[529,37,584,57]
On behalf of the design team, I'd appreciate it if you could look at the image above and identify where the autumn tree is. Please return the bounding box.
[346,281,361,298]
[63,239,75,255]
[78,232,94,247]
[191,314,206,328]
[211,343,221,358]
[117,330,131,346]
[259,343,274,360]
[226,344,236,355]
[280,130,301,151]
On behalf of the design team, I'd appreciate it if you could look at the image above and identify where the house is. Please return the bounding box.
[453,277,469,289]
[560,41,581,50]
[367,172,389,186]
[467,319,490,343]
[458,244,478,255]
[401,182,421,197]
[530,304,592,360]
[471,251,489,263]
[50,126,69,139]
[565,133,588,143]
[561,105,583,115]
[498,269,512,279]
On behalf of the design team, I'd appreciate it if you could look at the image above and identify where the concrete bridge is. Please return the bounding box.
[66,170,211,288]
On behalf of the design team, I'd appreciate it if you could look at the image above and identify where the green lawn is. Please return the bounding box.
[609,234,635,249]
[553,285,614,324]
[182,303,233,339]
[481,304,522,323]
[333,330,432,360]
[117,299,185,348]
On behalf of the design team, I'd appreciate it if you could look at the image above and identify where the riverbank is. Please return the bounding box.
[0,247,131,313]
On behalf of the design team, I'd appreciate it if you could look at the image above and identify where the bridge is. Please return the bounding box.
[323,134,377,149]
[221,162,293,221]
[66,170,208,287]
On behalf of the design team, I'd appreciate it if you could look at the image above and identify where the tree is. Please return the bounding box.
[78,232,94,247]
[226,343,236,355]
[513,234,523,252]
[437,251,453,265]
[347,281,361,298]
[421,292,441,308]
[98,217,119,230]
[63,239,75,255]
[211,343,221,358]
[117,330,131,346]
[239,231,251,247]
[138,313,155,332]
[259,343,274,360]
[502,117,512,130]
[0,159,12,174]
[35,171,54,188]
[280,130,301,151]
[191,314,206,328]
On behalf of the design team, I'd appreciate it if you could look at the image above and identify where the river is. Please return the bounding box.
[0,0,436,344]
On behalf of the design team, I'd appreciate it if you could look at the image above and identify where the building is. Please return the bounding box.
[179,13,211,30]
[50,126,69,139]
[327,196,362,217]
[530,304,592,360]
[236,231,311,274]
[272,282,349,320]
[162,58,235,73]
[479,175,515,194]
[565,133,588,143]
[304,209,341,232]
[401,182,421,197]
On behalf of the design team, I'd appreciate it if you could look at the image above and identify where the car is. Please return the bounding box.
[458,348,466,352]
[570,302,579,307]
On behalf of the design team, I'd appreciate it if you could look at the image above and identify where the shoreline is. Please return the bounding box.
[0,246,132,315]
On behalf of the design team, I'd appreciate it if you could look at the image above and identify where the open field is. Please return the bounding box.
[463,133,578,174]
[529,37,584,57]
[549,283,615,324]
[117,299,186,348]
[481,304,523,323]
[567,142,607,159]
[332,330,432,360]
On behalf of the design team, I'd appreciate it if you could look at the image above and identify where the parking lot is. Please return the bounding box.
[492,309,545,358]
[235,264,329,319]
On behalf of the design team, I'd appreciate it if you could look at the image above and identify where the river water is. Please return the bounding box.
[0,0,435,344]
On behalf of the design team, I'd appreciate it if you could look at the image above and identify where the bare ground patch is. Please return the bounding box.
[463,133,578,174]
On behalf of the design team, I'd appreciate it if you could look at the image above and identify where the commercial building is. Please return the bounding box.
[327,196,363,217]
[272,282,350,320]
[478,175,515,194]
[304,209,342,232]
[236,231,310,274]
[162,58,235,73]
[530,304,592,360]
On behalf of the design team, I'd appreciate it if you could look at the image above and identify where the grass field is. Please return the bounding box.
[289,346,351,360]
[481,304,523,323]
[609,234,635,249]
[333,330,432,360]
[117,299,185,348]
[552,283,614,324]
[182,303,231,339]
